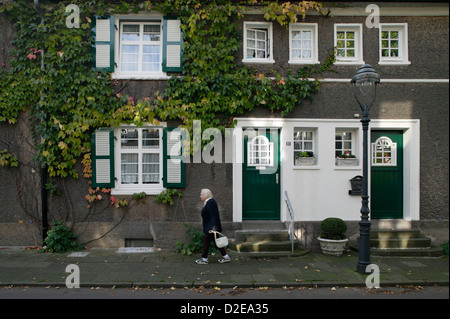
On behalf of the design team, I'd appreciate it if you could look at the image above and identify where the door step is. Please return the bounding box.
[229,224,308,257]
[351,229,444,257]
[241,220,285,231]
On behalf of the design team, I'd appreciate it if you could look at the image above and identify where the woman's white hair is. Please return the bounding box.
[201,188,213,199]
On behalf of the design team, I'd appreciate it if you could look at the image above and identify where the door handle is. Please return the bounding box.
[276,173,279,184]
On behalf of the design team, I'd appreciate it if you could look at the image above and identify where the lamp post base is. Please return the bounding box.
[356,219,372,274]
[357,261,371,274]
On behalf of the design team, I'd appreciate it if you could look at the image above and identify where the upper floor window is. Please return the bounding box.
[289,23,319,65]
[120,22,162,74]
[334,24,364,65]
[92,15,183,79]
[242,22,274,64]
[379,23,410,65]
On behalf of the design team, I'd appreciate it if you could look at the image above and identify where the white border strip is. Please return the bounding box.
[316,78,449,84]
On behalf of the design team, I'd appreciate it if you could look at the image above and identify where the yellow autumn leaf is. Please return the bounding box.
[58,141,67,150]
[42,150,49,157]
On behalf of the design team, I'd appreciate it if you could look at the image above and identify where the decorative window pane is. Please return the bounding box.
[371,136,397,166]
[247,136,273,167]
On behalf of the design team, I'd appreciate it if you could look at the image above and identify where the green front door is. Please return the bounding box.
[370,131,404,219]
[243,129,280,220]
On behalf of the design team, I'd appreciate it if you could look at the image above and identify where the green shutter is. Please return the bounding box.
[92,15,115,72]
[162,16,183,72]
[163,127,186,188]
[91,129,115,188]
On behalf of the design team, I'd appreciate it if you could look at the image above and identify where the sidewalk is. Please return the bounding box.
[0,247,448,289]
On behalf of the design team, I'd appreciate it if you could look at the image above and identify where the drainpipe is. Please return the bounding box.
[34,0,48,243]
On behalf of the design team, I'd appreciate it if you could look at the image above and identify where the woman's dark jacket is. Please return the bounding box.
[201,198,222,234]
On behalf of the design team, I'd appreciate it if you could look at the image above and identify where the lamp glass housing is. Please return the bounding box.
[351,64,380,107]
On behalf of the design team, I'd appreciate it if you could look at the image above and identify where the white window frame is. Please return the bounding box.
[335,129,357,158]
[112,124,166,195]
[334,24,364,65]
[379,23,410,66]
[289,23,319,65]
[112,14,169,80]
[293,128,317,167]
[242,21,275,64]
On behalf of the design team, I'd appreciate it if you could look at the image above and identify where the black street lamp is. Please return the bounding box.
[351,64,380,274]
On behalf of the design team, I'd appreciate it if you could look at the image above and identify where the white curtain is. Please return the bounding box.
[121,153,159,184]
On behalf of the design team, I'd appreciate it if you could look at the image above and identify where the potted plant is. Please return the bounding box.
[294,151,315,166]
[336,151,358,166]
[317,217,348,256]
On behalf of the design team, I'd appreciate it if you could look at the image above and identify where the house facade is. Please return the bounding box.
[0,1,448,251]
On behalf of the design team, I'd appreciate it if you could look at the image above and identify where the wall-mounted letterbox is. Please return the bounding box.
[349,175,363,195]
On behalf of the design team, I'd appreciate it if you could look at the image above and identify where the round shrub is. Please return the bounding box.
[40,221,84,253]
[320,217,347,240]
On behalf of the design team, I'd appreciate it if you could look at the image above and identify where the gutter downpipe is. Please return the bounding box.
[34,0,48,243]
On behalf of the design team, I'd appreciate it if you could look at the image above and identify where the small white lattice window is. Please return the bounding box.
[372,136,397,166]
[247,136,273,167]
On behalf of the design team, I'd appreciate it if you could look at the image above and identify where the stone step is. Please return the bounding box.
[229,239,293,252]
[234,230,290,242]
[352,229,444,257]
[370,236,432,249]
[241,221,285,231]
[370,229,422,240]
[229,223,306,257]
[369,246,444,257]
[228,238,309,257]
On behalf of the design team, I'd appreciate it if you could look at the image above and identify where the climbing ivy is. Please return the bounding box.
[0,0,334,182]
[1,0,128,180]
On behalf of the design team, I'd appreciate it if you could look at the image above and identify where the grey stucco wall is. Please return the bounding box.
[0,9,448,249]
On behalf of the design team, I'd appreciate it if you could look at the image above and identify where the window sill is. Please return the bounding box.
[293,165,320,170]
[111,185,164,196]
[334,60,365,66]
[378,61,411,66]
[112,72,171,80]
[334,165,361,171]
[288,60,320,65]
[242,58,275,64]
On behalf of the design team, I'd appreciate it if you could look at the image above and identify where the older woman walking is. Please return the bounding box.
[196,189,231,265]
